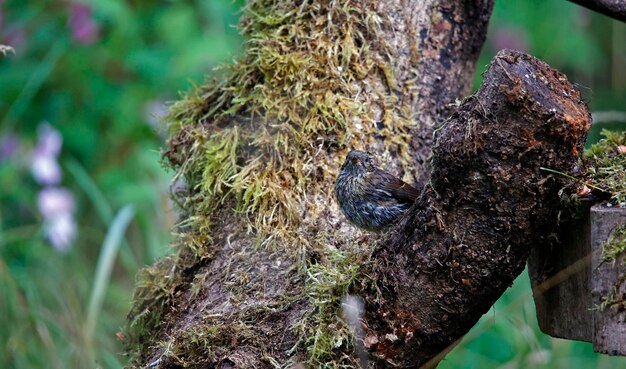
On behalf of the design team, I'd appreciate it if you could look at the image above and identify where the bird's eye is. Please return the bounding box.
[351,157,358,164]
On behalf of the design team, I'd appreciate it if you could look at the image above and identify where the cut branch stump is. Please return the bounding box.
[363,49,591,367]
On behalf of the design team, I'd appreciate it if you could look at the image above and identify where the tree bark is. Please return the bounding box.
[127,1,585,368]
[360,50,590,368]
[567,0,626,22]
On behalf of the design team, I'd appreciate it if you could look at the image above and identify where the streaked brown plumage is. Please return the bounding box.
[335,150,420,232]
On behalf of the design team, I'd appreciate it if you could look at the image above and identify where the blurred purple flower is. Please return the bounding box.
[44,214,77,253]
[38,187,75,218]
[492,27,528,52]
[0,133,20,161]
[69,3,100,45]
[31,156,62,185]
[29,123,78,252]
[38,187,77,252]
[35,123,62,157]
[31,123,63,186]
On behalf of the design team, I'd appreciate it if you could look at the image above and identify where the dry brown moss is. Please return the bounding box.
[127,0,419,367]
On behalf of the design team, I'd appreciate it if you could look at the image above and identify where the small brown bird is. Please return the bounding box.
[335,150,420,232]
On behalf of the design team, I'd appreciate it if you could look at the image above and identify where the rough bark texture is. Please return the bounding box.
[567,0,626,22]
[127,0,494,367]
[123,1,608,368]
[341,0,496,186]
[401,0,495,186]
[360,50,590,368]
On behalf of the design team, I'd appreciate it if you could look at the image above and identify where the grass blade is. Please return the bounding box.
[84,205,135,340]
[65,158,113,222]
[65,158,139,273]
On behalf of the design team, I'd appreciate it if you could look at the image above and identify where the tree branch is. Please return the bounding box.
[360,49,590,368]
[567,0,626,22]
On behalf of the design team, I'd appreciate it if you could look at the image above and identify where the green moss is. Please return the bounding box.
[585,129,626,205]
[602,223,626,262]
[162,0,415,235]
[127,0,418,366]
[201,127,240,197]
[167,322,256,365]
[126,256,181,357]
[303,245,362,368]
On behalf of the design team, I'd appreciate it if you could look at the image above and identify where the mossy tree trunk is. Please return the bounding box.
[127,1,586,368]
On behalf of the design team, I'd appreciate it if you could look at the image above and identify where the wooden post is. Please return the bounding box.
[528,201,593,342]
[529,204,626,355]
[591,206,626,355]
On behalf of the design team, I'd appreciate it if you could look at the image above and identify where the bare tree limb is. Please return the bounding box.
[567,0,626,22]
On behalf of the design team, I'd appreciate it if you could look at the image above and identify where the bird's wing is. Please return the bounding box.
[371,170,420,204]
[389,179,420,204]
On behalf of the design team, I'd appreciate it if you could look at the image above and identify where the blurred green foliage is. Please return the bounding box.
[1,1,243,368]
[0,0,624,368]
[440,271,626,369]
